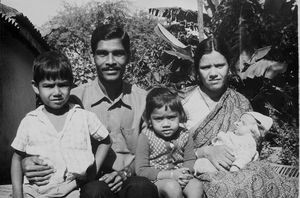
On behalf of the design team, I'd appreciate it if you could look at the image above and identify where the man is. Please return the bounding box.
[22,23,158,198]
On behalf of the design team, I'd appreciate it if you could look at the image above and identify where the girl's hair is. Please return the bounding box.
[32,51,73,84]
[193,36,231,74]
[143,87,187,125]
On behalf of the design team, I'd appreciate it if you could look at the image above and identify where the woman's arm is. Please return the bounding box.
[195,145,235,171]
[11,151,24,198]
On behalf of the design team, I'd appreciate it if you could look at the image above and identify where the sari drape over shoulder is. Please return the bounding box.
[190,88,252,147]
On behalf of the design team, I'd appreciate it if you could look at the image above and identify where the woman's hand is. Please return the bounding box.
[204,145,235,171]
[22,156,54,186]
[99,171,126,193]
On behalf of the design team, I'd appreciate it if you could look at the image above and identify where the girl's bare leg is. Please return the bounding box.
[155,179,183,198]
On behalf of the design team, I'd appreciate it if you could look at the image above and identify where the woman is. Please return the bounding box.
[182,36,298,197]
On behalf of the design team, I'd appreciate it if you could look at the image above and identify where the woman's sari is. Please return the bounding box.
[189,88,298,198]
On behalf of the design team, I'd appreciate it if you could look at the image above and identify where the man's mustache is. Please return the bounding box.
[101,66,122,71]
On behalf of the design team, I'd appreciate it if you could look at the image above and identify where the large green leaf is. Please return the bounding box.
[240,59,287,79]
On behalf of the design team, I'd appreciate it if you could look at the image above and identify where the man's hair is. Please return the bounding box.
[32,51,73,84]
[91,23,130,56]
[143,87,187,125]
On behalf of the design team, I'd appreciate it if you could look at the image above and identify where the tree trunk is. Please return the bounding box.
[197,0,204,42]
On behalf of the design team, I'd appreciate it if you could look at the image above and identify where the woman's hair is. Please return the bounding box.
[32,51,73,84]
[143,87,187,125]
[193,36,231,73]
[91,23,130,56]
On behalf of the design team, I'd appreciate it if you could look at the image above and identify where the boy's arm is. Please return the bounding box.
[11,151,25,198]
[94,136,111,173]
[86,136,111,181]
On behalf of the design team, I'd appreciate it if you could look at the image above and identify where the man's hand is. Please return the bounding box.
[99,171,125,193]
[205,145,235,171]
[22,156,54,186]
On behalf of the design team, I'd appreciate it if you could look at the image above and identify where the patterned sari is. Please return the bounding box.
[188,88,298,198]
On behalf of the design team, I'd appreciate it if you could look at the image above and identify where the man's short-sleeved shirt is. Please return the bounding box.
[70,78,146,171]
[11,104,109,184]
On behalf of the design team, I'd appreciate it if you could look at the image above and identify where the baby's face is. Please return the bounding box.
[234,114,257,136]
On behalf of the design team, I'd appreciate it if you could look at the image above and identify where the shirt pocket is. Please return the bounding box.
[120,127,138,153]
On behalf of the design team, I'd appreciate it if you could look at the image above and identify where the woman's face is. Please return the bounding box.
[198,50,229,93]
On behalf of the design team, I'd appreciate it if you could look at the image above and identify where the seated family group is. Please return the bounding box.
[10,23,298,198]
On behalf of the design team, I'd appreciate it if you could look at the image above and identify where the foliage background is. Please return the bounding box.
[43,0,298,166]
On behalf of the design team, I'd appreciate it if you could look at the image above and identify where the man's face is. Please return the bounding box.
[94,38,128,82]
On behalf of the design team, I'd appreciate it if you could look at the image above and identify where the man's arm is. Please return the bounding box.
[21,156,54,186]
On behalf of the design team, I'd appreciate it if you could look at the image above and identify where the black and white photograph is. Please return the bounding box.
[0,0,298,197]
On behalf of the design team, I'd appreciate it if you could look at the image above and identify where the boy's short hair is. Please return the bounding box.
[33,51,73,84]
[143,87,187,125]
[91,23,130,56]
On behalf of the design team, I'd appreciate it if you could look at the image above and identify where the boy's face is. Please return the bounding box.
[234,114,257,136]
[94,38,128,83]
[32,79,71,110]
[150,105,180,139]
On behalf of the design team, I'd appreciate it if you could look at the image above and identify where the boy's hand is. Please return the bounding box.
[22,156,54,186]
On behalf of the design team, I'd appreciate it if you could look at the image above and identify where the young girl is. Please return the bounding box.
[135,87,203,198]
[11,51,111,198]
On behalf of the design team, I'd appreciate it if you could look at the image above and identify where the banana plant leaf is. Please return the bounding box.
[154,23,193,61]
[237,46,287,79]
[240,59,287,80]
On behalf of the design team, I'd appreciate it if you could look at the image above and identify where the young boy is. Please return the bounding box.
[11,51,111,198]
[194,111,273,173]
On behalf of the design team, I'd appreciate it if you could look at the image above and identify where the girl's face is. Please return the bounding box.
[150,105,180,139]
[198,50,229,93]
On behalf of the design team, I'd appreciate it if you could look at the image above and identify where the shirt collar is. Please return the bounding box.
[89,77,132,109]
[28,104,82,117]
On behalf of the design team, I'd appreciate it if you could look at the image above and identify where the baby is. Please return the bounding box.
[194,111,273,173]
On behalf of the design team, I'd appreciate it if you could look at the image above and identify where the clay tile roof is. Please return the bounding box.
[0,3,49,53]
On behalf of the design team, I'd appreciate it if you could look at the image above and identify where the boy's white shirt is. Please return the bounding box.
[11,104,109,186]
